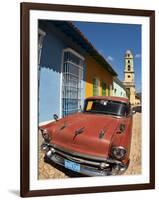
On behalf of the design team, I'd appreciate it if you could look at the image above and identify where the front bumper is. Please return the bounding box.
[41,143,129,176]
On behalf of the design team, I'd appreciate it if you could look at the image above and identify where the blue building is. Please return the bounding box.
[38,21,87,123]
[38,21,117,124]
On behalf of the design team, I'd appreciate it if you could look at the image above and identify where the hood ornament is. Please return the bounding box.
[99,129,106,139]
[59,121,67,131]
[75,127,85,135]
[73,127,85,140]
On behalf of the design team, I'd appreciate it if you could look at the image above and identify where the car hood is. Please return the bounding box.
[43,113,122,159]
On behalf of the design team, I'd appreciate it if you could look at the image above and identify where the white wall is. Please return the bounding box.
[0,0,158,200]
[113,81,127,97]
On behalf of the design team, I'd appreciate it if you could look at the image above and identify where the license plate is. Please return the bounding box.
[64,160,80,172]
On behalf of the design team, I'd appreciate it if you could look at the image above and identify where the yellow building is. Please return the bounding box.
[85,55,117,98]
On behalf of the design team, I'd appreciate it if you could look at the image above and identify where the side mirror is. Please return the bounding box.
[132,110,136,115]
[53,114,59,121]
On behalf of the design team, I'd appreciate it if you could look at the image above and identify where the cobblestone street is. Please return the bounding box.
[38,112,141,179]
[124,112,141,175]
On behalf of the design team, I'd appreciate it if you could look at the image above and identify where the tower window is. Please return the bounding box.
[127,60,130,63]
[128,54,130,57]
[128,75,130,78]
[127,65,130,71]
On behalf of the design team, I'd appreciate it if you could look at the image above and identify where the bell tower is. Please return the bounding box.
[123,50,136,105]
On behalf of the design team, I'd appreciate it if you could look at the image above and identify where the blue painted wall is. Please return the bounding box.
[39,25,66,123]
[39,22,86,123]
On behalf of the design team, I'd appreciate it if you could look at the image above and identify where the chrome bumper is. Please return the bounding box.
[41,143,129,176]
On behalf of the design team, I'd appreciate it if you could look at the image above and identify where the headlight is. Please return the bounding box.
[40,128,51,143]
[111,146,126,160]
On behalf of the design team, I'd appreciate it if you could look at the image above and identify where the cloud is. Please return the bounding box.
[135,54,141,58]
[97,49,114,63]
[107,56,114,62]
[98,49,103,54]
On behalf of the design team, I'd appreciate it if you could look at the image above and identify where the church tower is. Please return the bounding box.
[123,50,136,105]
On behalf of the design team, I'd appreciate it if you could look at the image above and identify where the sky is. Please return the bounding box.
[73,21,141,93]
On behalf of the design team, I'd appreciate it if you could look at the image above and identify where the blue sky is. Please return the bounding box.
[73,21,141,93]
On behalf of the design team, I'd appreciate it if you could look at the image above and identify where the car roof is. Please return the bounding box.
[85,96,129,104]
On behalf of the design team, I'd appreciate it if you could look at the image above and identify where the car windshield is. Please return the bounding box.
[84,99,129,117]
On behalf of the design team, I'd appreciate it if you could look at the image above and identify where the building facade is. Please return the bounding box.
[85,55,115,98]
[38,21,117,123]
[135,95,141,105]
[38,21,86,123]
[113,77,127,98]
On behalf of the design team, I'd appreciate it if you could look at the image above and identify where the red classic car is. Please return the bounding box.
[40,96,135,176]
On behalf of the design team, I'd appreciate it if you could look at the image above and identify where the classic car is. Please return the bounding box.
[40,96,135,176]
